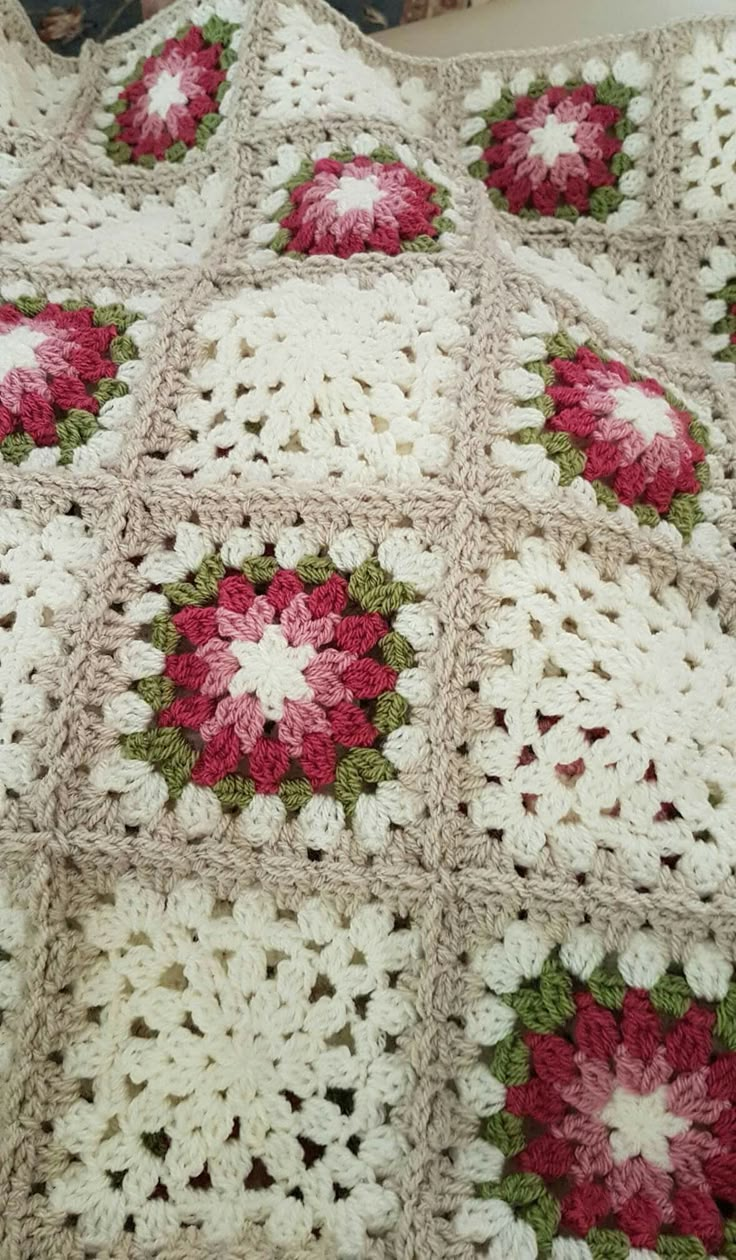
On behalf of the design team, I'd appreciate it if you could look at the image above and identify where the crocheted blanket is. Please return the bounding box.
[1,1,736,1257]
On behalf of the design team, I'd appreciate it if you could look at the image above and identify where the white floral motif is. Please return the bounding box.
[49,880,418,1256]
[169,271,469,485]
[0,33,78,130]
[467,535,736,896]
[678,29,736,219]
[261,5,433,133]
[3,177,223,269]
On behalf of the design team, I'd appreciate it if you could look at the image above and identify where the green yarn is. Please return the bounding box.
[121,727,196,799]
[242,556,279,585]
[656,1237,708,1259]
[56,411,98,464]
[527,359,556,387]
[106,140,133,165]
[505,990,563,1035]
[520,1187,560,1256]
[95,377,129,405]
[664,493,703,541]
[201,14,238,45]
[526,394,556,419]
[400,235,441,254]
[380,631,416,672]
[334,748,395,815]
[163,581,204,607]
[0,433,34,465]
[614,116,637,141]
[212,776,255,810]
[269,228,292,254]
[110,334,138,364]
[195,115,222,150]
[503,957,574,1033]
[588,185,625,220]
[544,332,577,361]
[527,77,550,99]
[371,145,400,164]
[195,555,225,601]
[490,1033,529,1085]
[632,503,660,529]
[480,88,516,126]
[595,75,636,109]
[163,556,224,608]
[586,1227,630,1260]
[724,1220,736,1259]
[279,778,313,812]
[296,555,335,584]
[716,983,736,1050]
[431,184,452,211]
[650,973,692,1018]
[588,964,626,1010]
[93,304,140,332]
[136,676,175,712]
[284,159,316,192]
[166,141,189,163]
[13,295,47,317]
[610,151,634,177]
[593,480,620,512]
[468,159,488,181]
[689,417,711,451]
[373,691,408,735]
[539,957,575,1020]
[493,1172,544,1207]
[349,558,416,616]
[150,614,179,654]
[480,1110,525,1157]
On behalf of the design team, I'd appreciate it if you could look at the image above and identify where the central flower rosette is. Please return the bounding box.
[105,18,238,165]
[279,154,445,257]
[482,83,624,217]
[545,345,706,514]
[146,561,405,796]
[486,959,736,1254]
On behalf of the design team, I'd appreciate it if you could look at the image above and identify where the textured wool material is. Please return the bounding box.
[1,1,736,1258]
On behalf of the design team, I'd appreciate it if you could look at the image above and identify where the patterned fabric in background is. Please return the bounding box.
[22,0,471,54]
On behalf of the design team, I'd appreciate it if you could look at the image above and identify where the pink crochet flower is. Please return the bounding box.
[279,155,443,257]
[512,988,736,1252]
[0,301,118,448]
[158,568,398,793]
[112,26,227,162]
[484,84,623,216]
[546,346,705,515]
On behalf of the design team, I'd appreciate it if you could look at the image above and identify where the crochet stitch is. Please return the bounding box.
[2,2,736,1259]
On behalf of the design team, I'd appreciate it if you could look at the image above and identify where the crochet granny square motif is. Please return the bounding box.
[1,3,736,1260]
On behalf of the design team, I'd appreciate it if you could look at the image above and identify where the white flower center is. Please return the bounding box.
[326,174,384,215]
[600,1084,689,1169]
[0,324,45,377]
[229,625,316,720]
[147,69,188,119]
[528,115,579,166]
[611,384,676,442]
